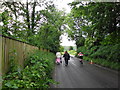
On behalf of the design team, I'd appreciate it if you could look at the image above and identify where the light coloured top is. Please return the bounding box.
[56,52,61,58]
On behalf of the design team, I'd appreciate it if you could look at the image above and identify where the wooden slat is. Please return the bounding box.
[0,35,49,88]
[0,35,47,76]
[2,37,5,75]
[1,37,40,75]
[0,36,2,89]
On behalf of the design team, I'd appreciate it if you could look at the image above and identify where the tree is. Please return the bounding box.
[69,46,73,50]
[59,46,64,52]
[1,1,66,52]
[35,6,65,53]
[67,2,120,48]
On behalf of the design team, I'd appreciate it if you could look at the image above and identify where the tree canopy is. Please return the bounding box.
[1,1,120,53]
[1,1,66,53]
[67,2,120,47]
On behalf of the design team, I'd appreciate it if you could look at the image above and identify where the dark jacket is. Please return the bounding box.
[63,53,70,60]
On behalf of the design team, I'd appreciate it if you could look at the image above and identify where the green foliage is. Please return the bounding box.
[67,2,120,47]
[69,46,73,50]
[77,46,98,56]
[84,38,96,47]
[8,49,18,72]
[91,44,120,62]
[91,46,111,59]
[2,50,56,88]
[107,44,120,62]
[59,46,64,52]
[36,23,61,53]
[76,36,85,47]
[1,10,11,36]
[35,8,65,52]
[68,50,77,56]
[83,57,120,70]
[2,1,65,53]
[78,44,120,62]
[77,46,88,56]
[69,2,120,70]
[100,32,120,45]
[77,43,120,70]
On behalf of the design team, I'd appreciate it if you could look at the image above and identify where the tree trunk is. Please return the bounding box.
[26,1,31,36]
[31,1,36,34]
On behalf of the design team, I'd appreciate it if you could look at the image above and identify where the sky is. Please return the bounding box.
[53,0,76,46]
[60,33,76,46]
[53,0,74,13]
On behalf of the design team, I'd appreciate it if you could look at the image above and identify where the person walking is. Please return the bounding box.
[56,52,62,64]
[78,52,83,59]
[63,51,70,66]
[78,52,84,64]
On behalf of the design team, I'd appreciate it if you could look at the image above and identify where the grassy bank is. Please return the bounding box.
[2,50,56,88]
[83,56,120,70]
[77,44,120,70]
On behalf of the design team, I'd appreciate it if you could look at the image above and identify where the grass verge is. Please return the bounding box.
[83,56,120,70]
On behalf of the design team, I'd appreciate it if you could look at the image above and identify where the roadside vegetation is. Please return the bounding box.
[1,2,65,88]
[61,50,77,56]
[66,2,120,70]
[1,1,120,89]
[1,1,66,53]
[68,50,77,56]
[60,46,77,56]
[2,50,56,88]
[77,45,120,70]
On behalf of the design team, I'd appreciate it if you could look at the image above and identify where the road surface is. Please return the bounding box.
[51,57,119,88]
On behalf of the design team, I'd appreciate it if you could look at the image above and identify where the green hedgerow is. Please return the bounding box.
[2,50,56,88]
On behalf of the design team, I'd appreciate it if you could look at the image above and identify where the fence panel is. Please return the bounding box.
[1,36,39,75]
[0,35,49,88]
[0,36,2,89]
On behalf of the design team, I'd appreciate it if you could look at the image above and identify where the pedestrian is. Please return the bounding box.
[63,51,70,66]
[78,52,83,59]
[78,52,84,64]
[56,52,62,64]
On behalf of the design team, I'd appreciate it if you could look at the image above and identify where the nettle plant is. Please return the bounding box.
[2,50,56,88]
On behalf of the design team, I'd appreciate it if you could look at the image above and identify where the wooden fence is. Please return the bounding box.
[0,35,49,89]
[0,35,48,76]
[0,35,2,89]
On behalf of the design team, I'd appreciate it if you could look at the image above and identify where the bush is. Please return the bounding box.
[79,44,120,70]
[77,46,99,56]
[83,57,120,70]
[68,50,77,56]
[91,44,120,62]
[77,46,87,56]
[107,44,120,62]
[91,45,111,59]
[78,44,120,62]
[2,50,56,88]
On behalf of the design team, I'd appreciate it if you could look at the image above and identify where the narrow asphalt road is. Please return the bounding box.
[51,57,119,88]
